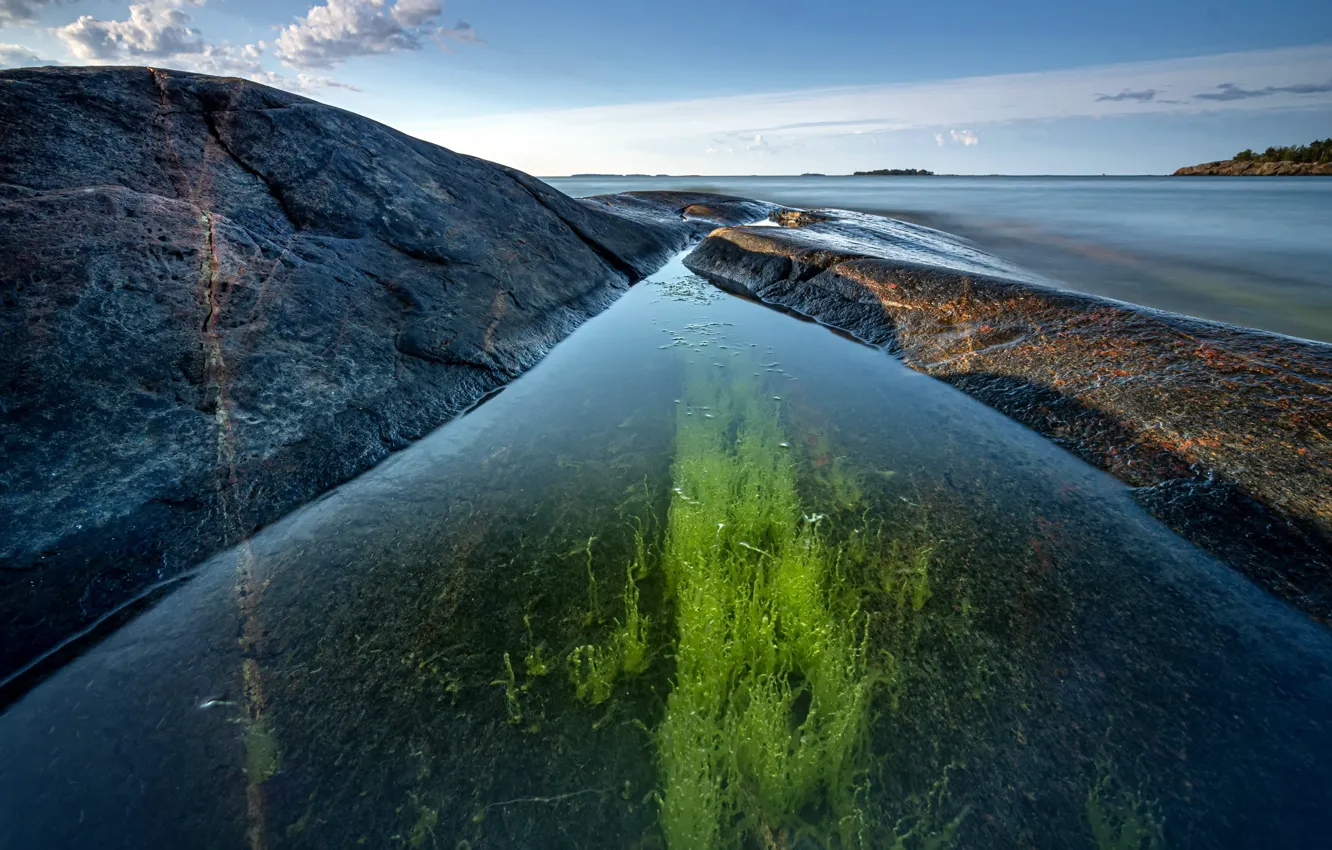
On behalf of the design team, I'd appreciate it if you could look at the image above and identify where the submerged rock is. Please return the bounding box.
[684,207,1332,622]
[0,66,765,691]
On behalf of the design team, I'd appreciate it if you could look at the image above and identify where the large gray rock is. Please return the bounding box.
[685,208,1332,623]
[0,66,763,689]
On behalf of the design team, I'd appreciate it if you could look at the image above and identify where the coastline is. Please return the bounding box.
[1174,159,1332,176]
[546,173,1332,344]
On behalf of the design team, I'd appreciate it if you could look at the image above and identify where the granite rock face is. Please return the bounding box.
[0,66,762,689]
[1174,160,1332,176]
[686,208,1332,622]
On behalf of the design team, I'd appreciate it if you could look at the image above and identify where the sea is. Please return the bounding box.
[545,175,1332,344]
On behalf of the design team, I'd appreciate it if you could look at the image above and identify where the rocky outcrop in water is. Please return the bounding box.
[0,66,768,690]
[1174,160,1332,176]
[579,189,773,233]
[685,208,1332,622]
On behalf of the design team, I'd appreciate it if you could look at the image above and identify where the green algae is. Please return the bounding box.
[523,644,550,679]
[243,719,280,783]
[407,796,439,849]
[522,615,550,679]
[493,652,523,725]
[568,643,619,705]
[612,557,651,676]
[567,533,653,704]
[544,353,974,848]
[481,348,1079,848]
[654,361,874,849]
[582,536,603,626]
[800,428,865,512]
[882,538,934,612]
[885,766,970,850]
[1087,764,1165,850]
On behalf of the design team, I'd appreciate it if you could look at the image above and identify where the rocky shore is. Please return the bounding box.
[0,66,769,691]
[4,66,1330,701]
[684,209,1332,622]
[1174,159,1332,175]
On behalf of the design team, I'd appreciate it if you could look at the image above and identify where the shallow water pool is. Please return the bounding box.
[3,253,1331,850]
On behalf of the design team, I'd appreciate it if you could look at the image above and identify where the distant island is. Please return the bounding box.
[853,168,935,176]
[1175,138,1332,176]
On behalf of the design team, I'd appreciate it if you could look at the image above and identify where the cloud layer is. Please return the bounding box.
[0,42,59,67]
[1095,88,1158,102]
[273,0,476,69]
[935,128,979,146]
[49,0,366,93]
[409,44,1332,174]
[1195,79,1332,101]
[0,0,57,25]
[10,0,475,92]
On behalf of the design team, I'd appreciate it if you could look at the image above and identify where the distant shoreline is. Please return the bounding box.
[1174,139,1331,175]
[852,168,934,176]
[553,173,1245,179]
[1173,160,1332,176]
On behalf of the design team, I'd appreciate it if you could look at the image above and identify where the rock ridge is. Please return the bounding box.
[0,65,766,693]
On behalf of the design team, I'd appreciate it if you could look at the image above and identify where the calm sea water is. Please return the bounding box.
[5,252,1329,848]
[547,176,1332,344]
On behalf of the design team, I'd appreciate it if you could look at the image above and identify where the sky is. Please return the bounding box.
[2,0,1331,175]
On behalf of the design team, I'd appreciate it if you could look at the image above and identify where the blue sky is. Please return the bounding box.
[2,0,1330,174]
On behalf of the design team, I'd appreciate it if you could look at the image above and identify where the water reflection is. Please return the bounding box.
[2,256,1330,849]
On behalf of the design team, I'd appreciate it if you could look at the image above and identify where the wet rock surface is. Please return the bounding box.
[0,66,763,692]
[685,208,1332,622]
[578,189,774,237]
[768,208,831,227]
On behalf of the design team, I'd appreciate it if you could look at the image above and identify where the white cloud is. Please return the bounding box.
[273,0,476,69]
[185,43,320,90]
[178,44,361,92]
[937,128,979,147]
[299,72,360,90]
[408,44,1332,174]
[52,0,357,94]
[57,0,205,60]
[0,42,60,68]
[390,0,437,28]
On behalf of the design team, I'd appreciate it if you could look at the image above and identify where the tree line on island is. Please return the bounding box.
[1232,138,1331,165]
